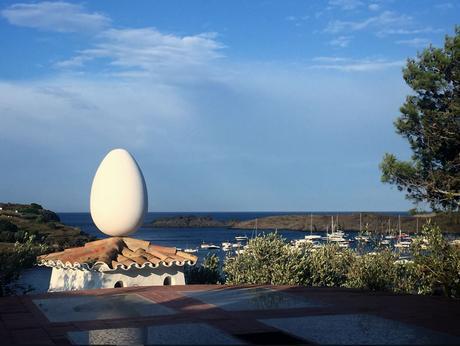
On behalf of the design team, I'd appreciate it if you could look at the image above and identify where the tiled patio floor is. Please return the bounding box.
[1,285,460,345]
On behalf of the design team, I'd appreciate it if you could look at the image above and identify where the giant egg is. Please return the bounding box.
[90,148,148,237]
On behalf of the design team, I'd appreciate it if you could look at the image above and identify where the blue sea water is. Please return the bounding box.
[59,211,406,259]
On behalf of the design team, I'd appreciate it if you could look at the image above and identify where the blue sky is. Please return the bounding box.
[0,0,458,212]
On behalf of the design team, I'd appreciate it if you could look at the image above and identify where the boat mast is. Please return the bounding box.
[359,213,362,233]
[310,213,313,235]
[398,215,402,238]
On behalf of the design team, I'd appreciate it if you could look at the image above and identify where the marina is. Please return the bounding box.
[14,211,460,294]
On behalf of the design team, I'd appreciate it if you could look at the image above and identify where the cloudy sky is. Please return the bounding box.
[0,1,458,212]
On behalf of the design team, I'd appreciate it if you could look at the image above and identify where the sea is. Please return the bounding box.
[18,211,409,293]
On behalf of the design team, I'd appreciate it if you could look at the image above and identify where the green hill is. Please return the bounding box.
[0,203,93,253]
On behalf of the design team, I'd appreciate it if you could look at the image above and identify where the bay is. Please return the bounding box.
[18,211,406,293]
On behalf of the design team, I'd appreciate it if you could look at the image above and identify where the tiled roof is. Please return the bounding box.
[38,237,197,272]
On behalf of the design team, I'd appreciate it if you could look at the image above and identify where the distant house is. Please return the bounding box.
[38,237,197,291]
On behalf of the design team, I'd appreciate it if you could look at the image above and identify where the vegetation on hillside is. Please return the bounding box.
[0,203,93,249]
[0,203,94,296]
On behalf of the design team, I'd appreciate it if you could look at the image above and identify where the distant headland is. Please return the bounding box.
[147,212,460,233]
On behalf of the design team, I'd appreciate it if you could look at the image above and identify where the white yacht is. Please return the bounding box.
[235,235,248,241]
[200,243,220,250]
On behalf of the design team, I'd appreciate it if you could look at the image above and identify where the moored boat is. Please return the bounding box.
[200,243,220,250]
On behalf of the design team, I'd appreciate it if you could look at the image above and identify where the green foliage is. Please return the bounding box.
[30,203,43,210]
[410,222,460,297]
[224,233,311,285]
[185,253,223,284]
[345,250,398,291]
[220,227,460,298]
[307,244,355,287]
[36,210,60,224]
[0,231,15,242]
[0,219,18,232]
[224,233,353,287]
[380,27,460,211]
[0,235,50,296]
[18,207,40,215]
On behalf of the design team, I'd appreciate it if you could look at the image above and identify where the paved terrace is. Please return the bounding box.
[1,285,460,345]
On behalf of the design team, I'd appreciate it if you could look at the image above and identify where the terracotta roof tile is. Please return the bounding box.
[38,237,197,271]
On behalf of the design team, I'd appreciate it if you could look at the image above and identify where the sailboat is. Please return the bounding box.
[327,216,348,247]
[327,216,345,239]
[395,215,411,249]
[304,213,321,242]
[355,213,370,242]
[384,217,396,240]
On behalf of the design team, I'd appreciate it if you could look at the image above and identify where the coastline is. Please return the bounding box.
[147,212,460,233]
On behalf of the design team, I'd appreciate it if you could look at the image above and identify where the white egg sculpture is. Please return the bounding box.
[90,148,148,237]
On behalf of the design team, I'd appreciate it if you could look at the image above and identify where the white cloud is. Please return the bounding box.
[329,35,352,47]
[56,28,225,78]
[377,27,443,37]
[285,15,309,27]
[310,57,404,72]
[1,1,110,33]
[0,62,410,211]
[328,0,364,10]
[312,57,349,63]
[396,38,431,48]
[0,78,190,151]
[368,4,380,11]
[324,11,412,34]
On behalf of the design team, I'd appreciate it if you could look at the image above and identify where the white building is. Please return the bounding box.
[38,237,197,292]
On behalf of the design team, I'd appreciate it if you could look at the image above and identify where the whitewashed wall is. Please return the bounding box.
[48,265,185,292]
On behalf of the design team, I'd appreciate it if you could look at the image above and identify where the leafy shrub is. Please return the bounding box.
[307,244,355,287]
[186,254,223,284]
[0,235,50,296]
[224,233,309,285]
[410,222,460,298]
[345,250,398,291]
[220,224,460,299]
